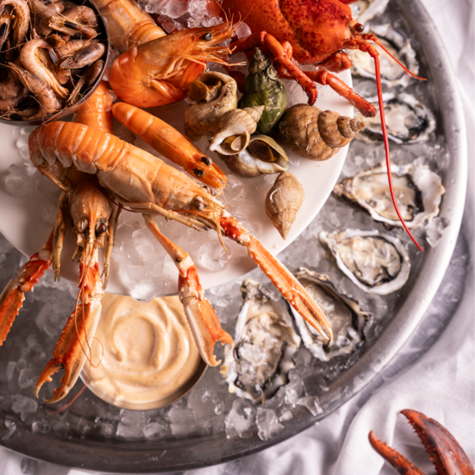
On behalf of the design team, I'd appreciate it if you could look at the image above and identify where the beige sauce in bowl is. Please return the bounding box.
[84,294,205,410]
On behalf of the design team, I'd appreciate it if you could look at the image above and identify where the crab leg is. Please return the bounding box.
[35,256,103,403]
[144,214,233,366]
[0,231,54,344]
[369,409,475,475]
[220,216,333,342]
[112,102,228,190]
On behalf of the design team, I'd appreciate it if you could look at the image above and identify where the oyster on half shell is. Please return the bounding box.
[351,24,418,89]
[221,279,301,404]
[355,93,436,145]
[319,230,411,295]
[333,162,445,229]
[291,269,372,361]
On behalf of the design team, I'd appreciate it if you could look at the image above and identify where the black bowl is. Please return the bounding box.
[0,0,110,127]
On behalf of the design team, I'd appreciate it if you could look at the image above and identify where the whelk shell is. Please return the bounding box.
[209,106,264,156]
[184,71,238,141]
[276,104,365,161]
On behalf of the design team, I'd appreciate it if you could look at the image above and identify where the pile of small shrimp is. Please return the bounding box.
[0,0,106,120]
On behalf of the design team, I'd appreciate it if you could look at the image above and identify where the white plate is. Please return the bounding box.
[0,72,352,297]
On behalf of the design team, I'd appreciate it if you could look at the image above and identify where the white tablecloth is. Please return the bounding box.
[1,0,473,473]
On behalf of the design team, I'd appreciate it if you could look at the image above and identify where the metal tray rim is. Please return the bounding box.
[0,0,468,471]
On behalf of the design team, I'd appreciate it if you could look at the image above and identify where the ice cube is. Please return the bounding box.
[18,368,35,389]
[6,361,16,381]
[225,399,256,439]
[11,395,38,414]
[235,22,251,39]
[31,420,51,434]
[169,407,197,436]
[256,408,284,441]
[131,280,159,302]
[3,417,16,441]
[198,241,233,271]
[297,396,323,416]
[143,420,168,439]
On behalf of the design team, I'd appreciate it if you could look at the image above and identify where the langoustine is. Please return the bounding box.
[28,116,334,372]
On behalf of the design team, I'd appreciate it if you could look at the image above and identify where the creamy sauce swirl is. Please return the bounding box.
[86,294,202,407]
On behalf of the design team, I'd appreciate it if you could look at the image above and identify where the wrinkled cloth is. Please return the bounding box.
[1,0,474,473]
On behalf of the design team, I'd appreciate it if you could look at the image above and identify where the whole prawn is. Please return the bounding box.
[108,21,236,108]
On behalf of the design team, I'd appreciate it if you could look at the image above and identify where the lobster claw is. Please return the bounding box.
[369,409,475,475]
[35,260,103,403]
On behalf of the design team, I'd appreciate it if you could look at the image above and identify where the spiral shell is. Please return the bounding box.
[184,72,238,141]
[265,172,304,239]
[209,106,264,156]
[220,135,289,178]
[276,105,365,161]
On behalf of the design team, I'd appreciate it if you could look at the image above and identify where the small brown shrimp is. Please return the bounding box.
[62,6,97,28]
[29,0,96,39]
[0,14,13,52]
[0,0,30,49]
[54,38,90,61]
[20,38,69,99]
[8,62,61,120]
[0,64,26,110]
[60,41,105,69]
[67,59,104,105]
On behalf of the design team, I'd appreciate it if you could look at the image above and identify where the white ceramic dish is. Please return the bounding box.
[0,71,352,296]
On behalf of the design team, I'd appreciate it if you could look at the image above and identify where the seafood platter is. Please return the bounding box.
[0,0,467,472]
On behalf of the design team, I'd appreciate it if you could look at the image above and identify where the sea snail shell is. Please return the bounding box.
[276,104,365,161]
[221,135,289,178]
[184,72,238,141]
[209,106,264,156]
[265,172,305,239]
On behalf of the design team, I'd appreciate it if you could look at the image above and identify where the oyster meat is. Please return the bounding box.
[333,162,445,229]
[291,269,372,361]
[355,93,436,145]
[351,24,418,89]
[319,229,411,295]
[222,279,301,403]
[351,0,389,24]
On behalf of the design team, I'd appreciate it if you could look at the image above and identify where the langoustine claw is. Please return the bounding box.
[369,409,475,475]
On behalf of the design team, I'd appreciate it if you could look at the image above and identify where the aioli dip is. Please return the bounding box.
[85,294,204,409]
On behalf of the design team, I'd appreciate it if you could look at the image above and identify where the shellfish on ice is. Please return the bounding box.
[333,162,445,229]
[355,92,436,145]
[319,229,411,295]
[221,279,301,404]
[291,269,372,362]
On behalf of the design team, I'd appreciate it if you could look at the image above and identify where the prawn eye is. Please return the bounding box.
[355,22,364,33]
[95,222,107,235]
[193,196,206,210]
[77,218,89,233]
[202,32,213,41]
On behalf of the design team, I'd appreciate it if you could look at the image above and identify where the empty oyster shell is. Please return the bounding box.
[291,268,372,361]
[221,279,301,404]
[185,72,238,141]
[276,105,365,161]
[351,24,418,88]
[209,106,264,155]
[355,93,436,144]
[350,0,389,24]
[333,162,445,229]
[220,135,289,178]
[265,172,304,239]
[319,229,411,295]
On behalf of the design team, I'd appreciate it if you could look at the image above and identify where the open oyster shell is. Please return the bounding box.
[290,268,372,361]
[351,0,389,24]
[221,279,301,404]
[333,162,445,229]
[319,229,411,295]
[351,24,418,88]
[355,93,436,145]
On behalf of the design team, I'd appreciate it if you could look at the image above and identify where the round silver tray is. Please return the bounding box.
[0,0,467,471]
